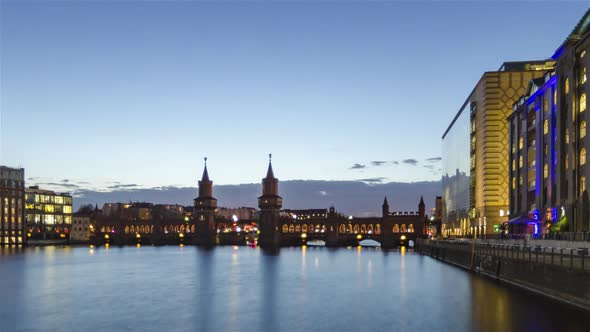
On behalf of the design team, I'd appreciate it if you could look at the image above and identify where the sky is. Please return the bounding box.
[1,0,588,195]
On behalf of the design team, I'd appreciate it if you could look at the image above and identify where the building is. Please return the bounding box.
[442,60,554,237]
[102,202,153,221]
[25,186,73,240]
[0,166,26,245]
[216,207,258,221]
[508,9,590,233]
[71,213,93,242]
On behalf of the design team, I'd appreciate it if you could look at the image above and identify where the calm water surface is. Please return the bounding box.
[0,245,588,332]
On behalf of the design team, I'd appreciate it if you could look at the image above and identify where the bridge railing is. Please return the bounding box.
[447,232,590,242]
[417,239,590,273]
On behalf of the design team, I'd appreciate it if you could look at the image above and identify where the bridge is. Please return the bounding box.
[91,158,428,248]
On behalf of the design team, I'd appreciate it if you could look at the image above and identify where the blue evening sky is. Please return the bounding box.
[1,1,587,190]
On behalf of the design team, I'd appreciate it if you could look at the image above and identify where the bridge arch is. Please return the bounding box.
[282,224,288,233]
[393,224,399,233]
[376,224,381,234]
[289,224,295,233]
[401,224,407,232]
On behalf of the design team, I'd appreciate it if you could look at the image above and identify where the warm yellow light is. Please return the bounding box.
[104,234,110,239]
[136,233,141,239]
[401,235,406,240]
[184,216,189,222]
[60,234,66,238]
[136,243,141,248]
[301,233,307,239]
[27,233,31,238]
[356,234,362,240]
[179,233,184,238]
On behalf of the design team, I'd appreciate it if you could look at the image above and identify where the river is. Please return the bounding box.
[0,245,588,331]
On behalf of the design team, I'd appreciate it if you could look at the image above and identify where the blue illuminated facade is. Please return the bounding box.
[508,8,590,233]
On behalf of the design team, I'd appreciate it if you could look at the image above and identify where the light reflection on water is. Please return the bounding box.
[0,245,589,332]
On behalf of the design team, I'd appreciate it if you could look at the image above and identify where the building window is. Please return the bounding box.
[544,164,548,179]
[582,67,587,84]
[566,153,569,170]
[581,148,587,166]
[581,93,587,113]
[565,77,570,95]
[582,121,587,138]
[554,88,557,106]
[566,129,570,144]
[519,156,523,168]
[582,176,587,194]
[512,160,516,171]
[519,137,524,149]
[519,176,523,185]
[512,177,516,189]
[544,119,549,135]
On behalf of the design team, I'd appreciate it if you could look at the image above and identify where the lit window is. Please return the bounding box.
[581,148,587,166]
[544,164,548,179]
[566,129,570,144]
[566,153,569,170]
[583,67,587,84]
[581,93,587,113]
[519,156,523,168]
[565,77,570,95]
[519,137,524,149]
[582,176,587,194]
[512,177,516,189]
[554,88,557,106]
[512,160,516,171]
[582,50,587,58]
[581,121,587,138]
[544,119,549,135]
[519,176,523,185]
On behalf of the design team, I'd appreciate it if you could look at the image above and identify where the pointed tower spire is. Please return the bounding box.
[197,157,213,199]
[201,157,210,182]
[382,195,389,218]
[266,153,275,179]
[418,195,425,217]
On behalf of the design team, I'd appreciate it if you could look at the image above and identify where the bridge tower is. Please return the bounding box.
[258,154,282,248]
[419,195,425,218]
[194,158,218,246]
[382,196,390,217]
[381,196,395,248]
[325,206,340,246]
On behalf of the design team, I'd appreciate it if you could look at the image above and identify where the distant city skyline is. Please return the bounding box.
[1,1,587,192]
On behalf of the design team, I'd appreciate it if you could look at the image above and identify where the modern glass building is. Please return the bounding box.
[442,61,554,236]
[25,186,73,240]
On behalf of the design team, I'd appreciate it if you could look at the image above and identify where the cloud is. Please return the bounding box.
[426,157,442,162]
[107,184,139,189]
[371,161,387,166]
[356,177,387,184]
[423,165,434,170]
[62,179,70,183]
[391,161,399,165]
[349,163,366,170]
[318,190,328,196]
[402,159,418,166]
[71,180,441,217]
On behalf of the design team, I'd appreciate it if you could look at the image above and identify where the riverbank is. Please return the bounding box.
[416,239,590,311]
